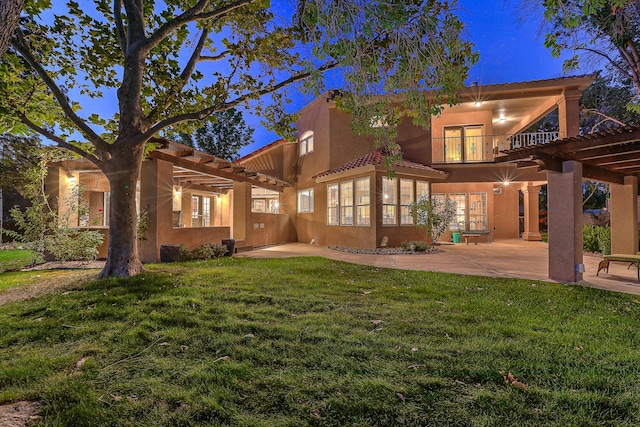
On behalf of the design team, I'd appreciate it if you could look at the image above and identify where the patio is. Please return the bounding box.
[236,239,640,295]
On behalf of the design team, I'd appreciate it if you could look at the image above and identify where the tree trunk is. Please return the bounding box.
[0,0,24,59]
[99,146,145,278]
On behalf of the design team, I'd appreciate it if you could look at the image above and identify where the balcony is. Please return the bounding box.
[432,131,560,163]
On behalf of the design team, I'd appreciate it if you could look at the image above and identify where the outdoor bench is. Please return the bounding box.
[596,253,640,280]
[460,231,491,245]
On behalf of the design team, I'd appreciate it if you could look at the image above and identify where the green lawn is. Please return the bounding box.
[1,257,639,426]
[0,248,35,272]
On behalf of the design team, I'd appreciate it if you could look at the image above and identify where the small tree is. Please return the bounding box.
[177,109,254,161]
[409,195,457,246]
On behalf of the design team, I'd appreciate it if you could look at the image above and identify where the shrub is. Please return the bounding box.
[401,241,429,252]
[45,228,103,261]
[179,243,228,261]
[409,196,457,245]
[583,225,611,255]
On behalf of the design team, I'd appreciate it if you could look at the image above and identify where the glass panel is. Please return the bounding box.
[252,199,266,213]
[202,197,211,227]
[416,181,429,200]
[191,196,200,227]
[327,184,339,225]
[355,177,370,226]
[448,193,466,231]
[340,181,354,225]
[297,189,314,213]
[469,192,488,231]
[382,177,397,225]
[444,128,462,163]
[465,126,484,162]
[400,179,414,225]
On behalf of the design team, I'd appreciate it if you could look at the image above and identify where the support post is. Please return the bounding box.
[522,183,542,241]
[548,161,583,282]
[610,175,638,254]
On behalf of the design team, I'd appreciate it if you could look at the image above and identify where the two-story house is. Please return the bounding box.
[237,75,596,248]
[46,74,597,263]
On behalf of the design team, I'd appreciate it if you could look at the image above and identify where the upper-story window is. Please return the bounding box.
[299,131,314,156]
[444,125,484,163]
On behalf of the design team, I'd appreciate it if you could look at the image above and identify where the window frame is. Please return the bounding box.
[297,188,314,213]
[443,125,485,163]
[340,181,354,226]
[355,177,370,226]
[299,131,314,156]
[400,178,414,225]
[382,177,398,225]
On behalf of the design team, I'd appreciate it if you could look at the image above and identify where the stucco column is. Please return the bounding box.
[610,176,639,254]
[522,183,542,241]
[233,182,251,242]
[547,161,583,282]
[558,90,581,138]
[140,158,174,263]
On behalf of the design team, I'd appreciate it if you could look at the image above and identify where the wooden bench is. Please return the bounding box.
[597,253,640,280]
[460,231,491,245]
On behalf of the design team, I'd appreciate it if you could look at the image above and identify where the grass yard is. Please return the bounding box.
[1,257,639,426]
[0,248,35,273]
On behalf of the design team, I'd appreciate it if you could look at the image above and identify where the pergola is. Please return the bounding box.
[497,126,640,282]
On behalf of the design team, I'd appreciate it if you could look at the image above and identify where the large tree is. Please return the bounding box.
[542,0,640,107]
[177,109,254,160]
[0,0,476,278]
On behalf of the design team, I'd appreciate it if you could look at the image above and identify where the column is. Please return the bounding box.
[558,90,581,138]
[140,158,174,263]
[548,161,583,282]
[610,176,638,254]
[522,183,542,241]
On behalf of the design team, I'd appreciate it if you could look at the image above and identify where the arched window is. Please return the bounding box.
[299,131,314,156]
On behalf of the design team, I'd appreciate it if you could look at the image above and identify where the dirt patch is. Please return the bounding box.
[0,401,42,427]
[0,268,99,307]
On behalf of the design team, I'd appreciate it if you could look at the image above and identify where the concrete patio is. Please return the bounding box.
[236,239,640,295]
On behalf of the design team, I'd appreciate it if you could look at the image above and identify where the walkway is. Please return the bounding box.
[236,240,640,296]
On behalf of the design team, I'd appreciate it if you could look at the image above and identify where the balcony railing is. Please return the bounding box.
[432,131,561,163]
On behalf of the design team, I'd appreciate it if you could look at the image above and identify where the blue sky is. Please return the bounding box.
[240,0,572,156]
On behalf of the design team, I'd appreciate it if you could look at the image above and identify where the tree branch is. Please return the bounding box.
[147,30,209,121]
[200,51,230,61]
[113,0,127,55]
[582,108,627,132]
[578,46,632,80]
[144,0,255,52]
[18,113,101,165]
[140,60,339,140]
[11,32,112,153]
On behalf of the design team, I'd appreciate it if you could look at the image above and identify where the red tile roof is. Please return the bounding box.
[313,149,447,179]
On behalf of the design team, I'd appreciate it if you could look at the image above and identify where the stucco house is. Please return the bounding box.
[50,74,627,270]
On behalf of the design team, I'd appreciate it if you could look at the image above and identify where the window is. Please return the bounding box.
[469,192,488,231]
[416,181,429,200]
[299,131,314,156]
[297,188,314,213]
[444,125,484,163]
[327,178,370,226]
[400,179,414,225]
[355,177,370,226]
[340,181,353,225]
[191,195,212,227]
[448,193,466,231]
[251,187,280,213]
[382,177,397,225]
[327,184,339,225]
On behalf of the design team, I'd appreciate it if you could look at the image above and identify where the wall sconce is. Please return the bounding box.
[474,101,482,107]
[67,172,76,185]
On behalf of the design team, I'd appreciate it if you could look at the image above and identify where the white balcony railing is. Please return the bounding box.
[431,131,561,163]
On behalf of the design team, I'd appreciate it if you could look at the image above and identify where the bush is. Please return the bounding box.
[583,225,611,255]
[179,243,228,261]
[45,228,104,261]
[401,241,429,252]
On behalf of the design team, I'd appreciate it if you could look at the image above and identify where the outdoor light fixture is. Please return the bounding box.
[67,172,76,184]
[474,101,482,107]
[503,180,510,186]
[499,117,506,123]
